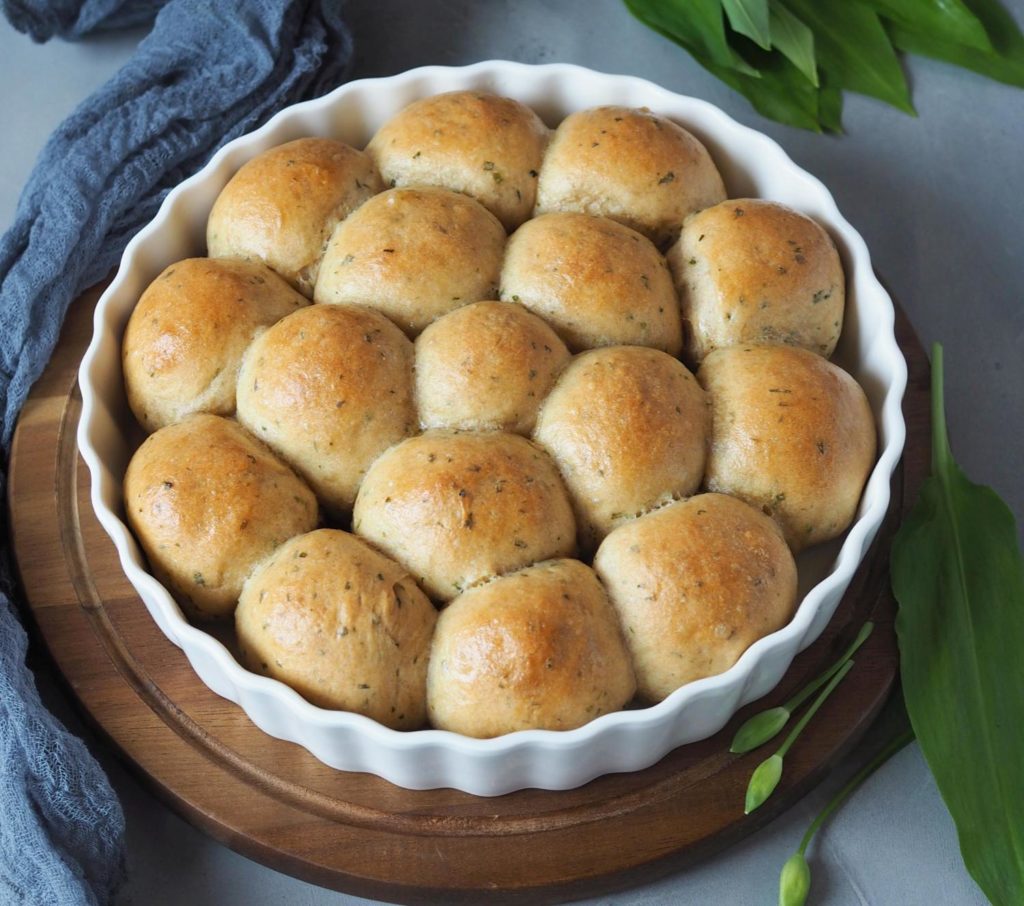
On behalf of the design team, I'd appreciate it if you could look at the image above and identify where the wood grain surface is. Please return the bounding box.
[7,284,928,905]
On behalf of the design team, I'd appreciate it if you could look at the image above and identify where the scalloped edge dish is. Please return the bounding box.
[78,61,907,796]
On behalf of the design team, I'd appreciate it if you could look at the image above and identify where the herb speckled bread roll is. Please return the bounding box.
[594,494,797,701]
[500,212,682,354]
[366,91,549,230]
[122,258,308,432]
[534,106,726,248]
[667,199,845,364]
[414,301,571,435]
[353,430,576,602]
[124,414,318,620]
[236,529,436,728]
[534,346,708,552]
[427,559,635,737]
[315,187,505,335]
[699,345,876,551]
[206,137,381,295]
[235,304,416,516]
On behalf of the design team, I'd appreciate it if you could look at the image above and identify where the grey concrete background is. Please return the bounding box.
[3,1,1022,903]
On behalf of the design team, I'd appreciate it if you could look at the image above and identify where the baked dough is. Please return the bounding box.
[352,430,576,602]
[206,137,381,295]
[667,199,845,364]
[500,212,682,354]
[594,493,797,701]
[236,529,436,728]
[235,304,415,516]
[315,187,506,335]
[122,258,307,432]
[427,559,636,737]
[699,345,876,550]
[123,414,318,620]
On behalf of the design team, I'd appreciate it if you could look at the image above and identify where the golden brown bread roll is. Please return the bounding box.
[533,346,708,552]
[314,186,506,335]
[414,301,571,434]
[206,137,381,295]
[698,345,876,551]
[123,414,318,620]
[236,529,436,728]
[352,430,576,602]
[426,559,636,737]
[666,199,845,364]
[366,91,549,230]
[534,106,726,248]
[594,494,797,701]
[235,304,416,516]
[122,258,308,432]
[500,212,682,354]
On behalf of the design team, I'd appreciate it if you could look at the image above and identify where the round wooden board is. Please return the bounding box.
[8,284,929,905]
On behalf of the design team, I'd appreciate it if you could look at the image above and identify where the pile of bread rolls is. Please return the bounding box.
[122,92,876,738]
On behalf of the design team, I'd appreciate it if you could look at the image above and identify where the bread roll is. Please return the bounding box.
[414,301,571,434]
[236,529,436,728]
[699,345,876,550]
[427,559,635,736]
[122,258,308,432]
[667,199,845,364]
[315,187,505,335]
[235,304,415,516]
[352,431,576,602]
[123,414,318,619]
[366,91,549,230]
[535,106,726,248]
[206,138,381,295]
[500,213,682,354]
[534,346,708,551]
[594,494,797,701]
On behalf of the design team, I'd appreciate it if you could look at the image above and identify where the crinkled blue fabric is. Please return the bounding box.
[0,2,353,903]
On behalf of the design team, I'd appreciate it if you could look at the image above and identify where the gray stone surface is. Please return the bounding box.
[3,2,1022,903]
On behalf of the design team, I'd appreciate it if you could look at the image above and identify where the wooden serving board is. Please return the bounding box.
[7,284,928,905]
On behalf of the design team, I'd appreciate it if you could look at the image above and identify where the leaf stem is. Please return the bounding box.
[783,622,874,713]
[777,659,853,758]
[930,342,950,474]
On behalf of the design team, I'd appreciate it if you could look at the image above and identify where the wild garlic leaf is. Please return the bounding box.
[892,344,1024,905]
[784,0,916,113]
[816,69,845,133]
[862,0,992,51]
[722,0,773,50]
[768,0,819,86]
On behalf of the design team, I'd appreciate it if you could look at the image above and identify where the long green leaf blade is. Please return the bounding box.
[769,1,819,86]
[862,0,992,51]
[784,0,915,113]
[892,344,1024,904]
[722,0,773,49]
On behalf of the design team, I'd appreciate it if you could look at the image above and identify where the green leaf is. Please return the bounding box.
[769,1,819,86]
[779,851,811,906]
[816,67,845,133]
[745,753,783,813]
[784,0,916,113]
[722,0,773,50]
[888,0,1024,87]
[863,0,992,51]
[731,706,791,753]
[892,343,1024,905]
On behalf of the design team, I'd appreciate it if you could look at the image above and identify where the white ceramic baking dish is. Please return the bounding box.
[77,61,907,796]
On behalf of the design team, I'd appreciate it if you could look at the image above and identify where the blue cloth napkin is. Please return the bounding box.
[0,3,354,903]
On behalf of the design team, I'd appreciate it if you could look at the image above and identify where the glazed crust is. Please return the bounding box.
[427,559,636,737]
[352,431,576,602]
[533,346,708,552]
[594,494,797,702]
[414,301,571,435]
[698,345,877,551]
[315,187,506,336]
[206,138,382,295]
[122,258,308,432]
[500,212,682,354]
[236,529,436,728]
[534,106,726,248]
[666,199,845,364]
[123,414,319,620]
[235,304,416,516]
[366,91,549,230]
